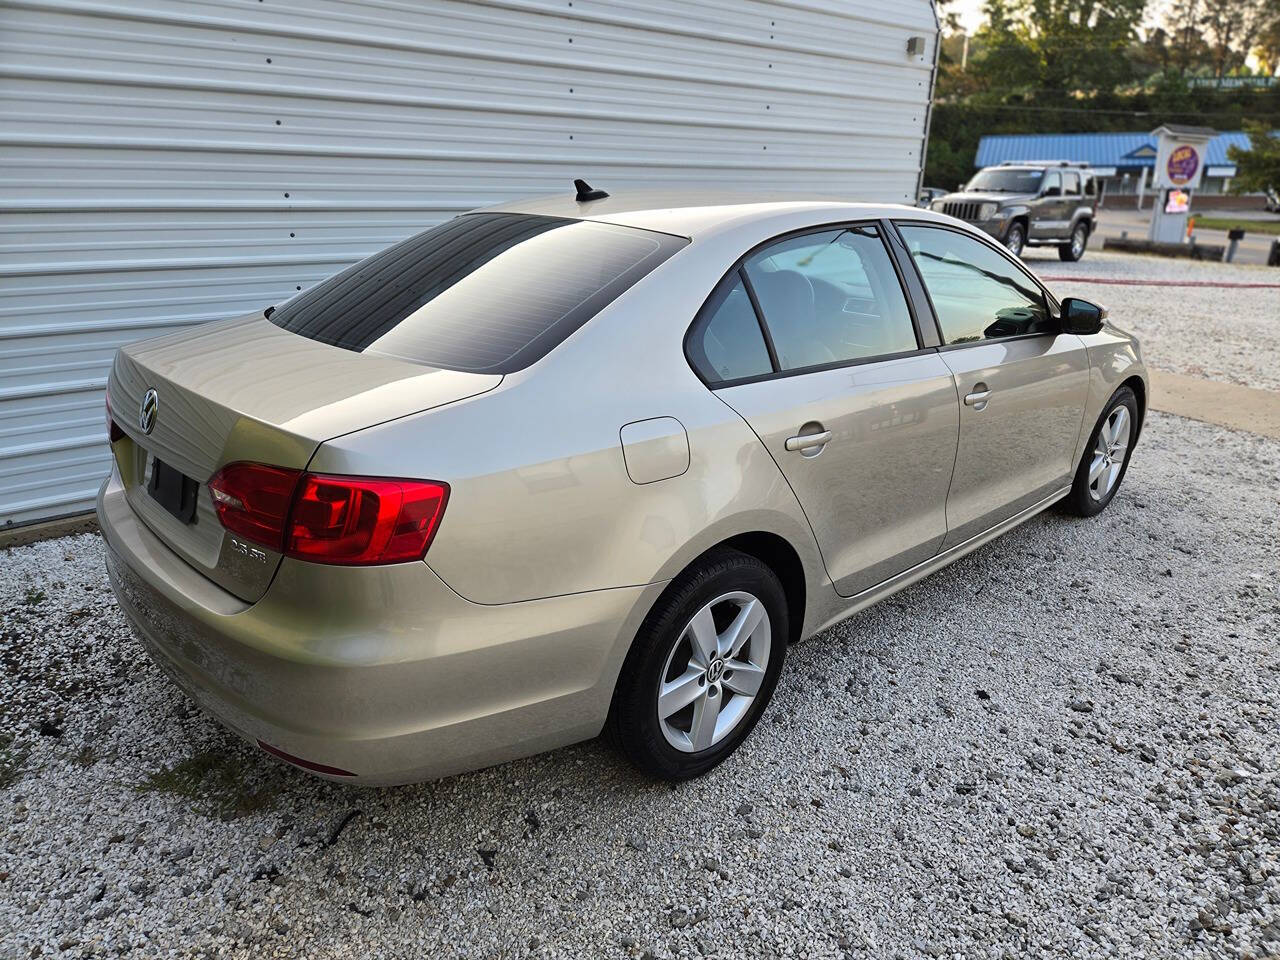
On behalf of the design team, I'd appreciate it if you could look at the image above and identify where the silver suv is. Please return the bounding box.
[929,161,1099,261]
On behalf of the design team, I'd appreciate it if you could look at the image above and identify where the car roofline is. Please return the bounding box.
[473,192,933,240]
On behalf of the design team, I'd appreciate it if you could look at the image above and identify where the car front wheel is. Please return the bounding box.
[1059,222,1089,261]
[606,549,788,781]
[1064,386,1138,517]
[1004,221,1026,257]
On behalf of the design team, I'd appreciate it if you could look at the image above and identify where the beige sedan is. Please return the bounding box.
[99,191,1146,784]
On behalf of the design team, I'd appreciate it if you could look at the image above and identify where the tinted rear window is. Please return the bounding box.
[268,213,687,373]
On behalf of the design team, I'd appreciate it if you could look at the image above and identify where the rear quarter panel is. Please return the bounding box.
[306,236,828,612]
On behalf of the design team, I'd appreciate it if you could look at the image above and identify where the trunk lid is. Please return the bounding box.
[107,313,500,602]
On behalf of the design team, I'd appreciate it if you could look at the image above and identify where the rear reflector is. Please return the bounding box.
[208,461,448,566]
[256,740,356,777]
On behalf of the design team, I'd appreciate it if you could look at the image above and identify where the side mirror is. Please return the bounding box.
[1060,297,1107,335]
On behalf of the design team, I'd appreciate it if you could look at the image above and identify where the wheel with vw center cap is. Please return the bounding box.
[608,549,788,780]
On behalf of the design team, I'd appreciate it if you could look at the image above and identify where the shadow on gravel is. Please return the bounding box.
[0,731,29,788]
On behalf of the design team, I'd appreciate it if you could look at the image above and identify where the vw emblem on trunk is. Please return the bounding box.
[139,388,159,435]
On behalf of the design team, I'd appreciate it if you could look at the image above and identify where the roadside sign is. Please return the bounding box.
[1166,146,1199,186]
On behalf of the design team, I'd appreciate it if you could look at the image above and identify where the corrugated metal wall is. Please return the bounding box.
[0,0,938,528]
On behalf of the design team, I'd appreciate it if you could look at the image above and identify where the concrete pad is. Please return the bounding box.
[1149,369,1280,440]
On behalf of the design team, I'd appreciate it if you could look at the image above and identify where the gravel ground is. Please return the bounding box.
[2,410,1278,959]
[1019,248,1280,392]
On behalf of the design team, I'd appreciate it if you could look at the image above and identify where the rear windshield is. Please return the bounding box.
[268,212,687,373]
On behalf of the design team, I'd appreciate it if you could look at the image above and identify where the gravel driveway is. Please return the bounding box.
[1019,249,1280,393]
[2,409,1278,959]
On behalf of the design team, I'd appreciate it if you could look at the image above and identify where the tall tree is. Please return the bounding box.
[1159,0,1280,77]
[1258,15,1280,73]
[1166,0,1209,73]
[1227,121,1280,191]
[970,0,1149,95]
[1200,0,1278,76]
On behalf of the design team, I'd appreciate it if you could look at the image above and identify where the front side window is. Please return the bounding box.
[897,225,1051,343]
[686,277,773,383]
[741,225,918,371]
[269,213,687,374]
[1041,171,1062,196]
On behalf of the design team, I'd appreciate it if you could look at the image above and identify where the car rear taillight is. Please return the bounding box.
[287,474,448,565]
[208,462,301,551]
[208,462,448,566]
[105,391,124,443]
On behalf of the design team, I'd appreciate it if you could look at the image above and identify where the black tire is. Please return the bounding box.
[1004,221,1026,257]
[606,549,788,781]
[1058,222,1089,262]
[1063,386,1139,517]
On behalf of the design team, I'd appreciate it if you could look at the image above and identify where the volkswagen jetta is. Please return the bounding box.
[99,192,1146,784]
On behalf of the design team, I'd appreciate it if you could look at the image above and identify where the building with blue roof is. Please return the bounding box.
[973,131,1250,195]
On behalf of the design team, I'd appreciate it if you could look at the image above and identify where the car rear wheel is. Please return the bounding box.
[1059,222,1089,261]
[1063,386,1138,517]
[1004,221,1026,257]
[606,549,787,781]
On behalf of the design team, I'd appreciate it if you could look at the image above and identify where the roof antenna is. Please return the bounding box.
[574,178,609,202]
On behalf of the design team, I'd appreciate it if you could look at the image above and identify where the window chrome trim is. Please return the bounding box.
[708,345,941,391]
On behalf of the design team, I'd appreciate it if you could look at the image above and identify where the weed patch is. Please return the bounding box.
[136,749,277,820]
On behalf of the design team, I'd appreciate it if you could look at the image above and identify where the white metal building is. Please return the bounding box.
[0,0,939,528]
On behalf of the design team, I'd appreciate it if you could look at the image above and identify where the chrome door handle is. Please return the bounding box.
[784,430,833,452]
[964,389,991,407]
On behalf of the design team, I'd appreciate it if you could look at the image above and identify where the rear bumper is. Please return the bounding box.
[97,467,664,784]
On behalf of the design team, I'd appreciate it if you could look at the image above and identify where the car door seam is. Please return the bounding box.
[705,389,836,591]
[936,354,965,549]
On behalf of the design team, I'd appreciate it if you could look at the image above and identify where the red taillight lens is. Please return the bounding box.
[105,392,124,443]
[287,474,448,565]
[207,462,448,566]
[208,462,301,551]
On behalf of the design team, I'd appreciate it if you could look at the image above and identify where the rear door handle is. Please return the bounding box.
[784,430,833,452]
[964,384,991,410]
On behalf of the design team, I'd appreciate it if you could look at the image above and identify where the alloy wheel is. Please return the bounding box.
[1071,225,1086,258]
[1006,225,1025,257]
[657,591,771,753]
[1088,405,1130,500]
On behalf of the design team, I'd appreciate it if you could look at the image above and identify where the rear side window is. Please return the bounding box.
[743,225,917,371]
[686,277,773,383]
[268,213,687,373]
[1063,172,1080,194]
